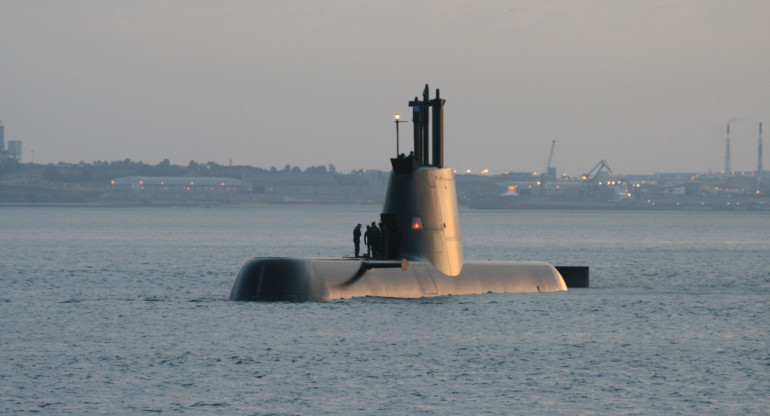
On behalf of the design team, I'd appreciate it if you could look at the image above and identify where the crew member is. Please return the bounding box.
[353,224,362,257]
[364,224,372,257]
[369,222,380,258]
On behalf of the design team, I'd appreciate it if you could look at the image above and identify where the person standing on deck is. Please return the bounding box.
[364,224,372,257]
[353,224,362,257]
[369,222,380,258]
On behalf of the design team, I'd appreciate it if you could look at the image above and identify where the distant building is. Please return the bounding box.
[7,140,21,161]
[109,176,251,193]
[0,119,5,152]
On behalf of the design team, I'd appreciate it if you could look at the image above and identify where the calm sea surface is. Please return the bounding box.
[1,206,769,415]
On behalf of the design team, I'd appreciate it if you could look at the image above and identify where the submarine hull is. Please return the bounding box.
[230,257,567,302]
[228,85,586,301]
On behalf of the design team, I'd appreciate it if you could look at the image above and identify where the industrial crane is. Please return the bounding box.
[582,160,613,184]
[545,139,556,179]
[534,139,557,198]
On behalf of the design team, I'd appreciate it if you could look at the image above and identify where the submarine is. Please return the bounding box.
[230,85,588,301]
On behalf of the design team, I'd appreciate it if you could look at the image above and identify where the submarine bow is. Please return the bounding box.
[230,85,572,301]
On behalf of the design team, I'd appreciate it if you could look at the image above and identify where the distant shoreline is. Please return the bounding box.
[2,200,768,212]
[2,160,768,211]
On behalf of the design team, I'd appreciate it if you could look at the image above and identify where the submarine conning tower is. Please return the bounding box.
[381,85,464,276]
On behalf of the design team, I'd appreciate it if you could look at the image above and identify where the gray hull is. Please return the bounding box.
[229,85,585,302]
[230,257,567,301]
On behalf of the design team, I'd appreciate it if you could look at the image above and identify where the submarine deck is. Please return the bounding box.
[230,257,568,301]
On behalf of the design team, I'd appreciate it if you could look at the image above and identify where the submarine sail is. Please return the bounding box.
[230,85,577,301]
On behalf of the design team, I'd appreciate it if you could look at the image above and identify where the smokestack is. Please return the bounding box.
[759,122,763,172]
[725,122,731,173]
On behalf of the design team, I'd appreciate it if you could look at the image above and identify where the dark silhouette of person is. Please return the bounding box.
[364,224,372,257]
[379,222,389,259]
[353,224,362,257]
[369,221,380,258]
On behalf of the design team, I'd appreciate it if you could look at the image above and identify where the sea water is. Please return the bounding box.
[1,206,768,415]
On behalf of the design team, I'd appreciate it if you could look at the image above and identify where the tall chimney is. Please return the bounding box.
[759,122,763,172]
[725,122,731,173]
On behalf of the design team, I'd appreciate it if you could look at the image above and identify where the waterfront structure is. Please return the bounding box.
[109,176,250,193]
[7,140,21,161]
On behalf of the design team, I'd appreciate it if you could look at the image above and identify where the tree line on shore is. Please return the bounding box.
[1,158,355,184]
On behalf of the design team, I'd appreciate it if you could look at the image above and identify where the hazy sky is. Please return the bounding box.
[1,1,768,175]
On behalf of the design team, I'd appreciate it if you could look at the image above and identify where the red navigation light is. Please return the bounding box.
[411,216,423,230]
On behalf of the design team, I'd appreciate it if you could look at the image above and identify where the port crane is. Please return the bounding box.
[582,160,613,185]
[545,139,556,179]
[535,139,557,197]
